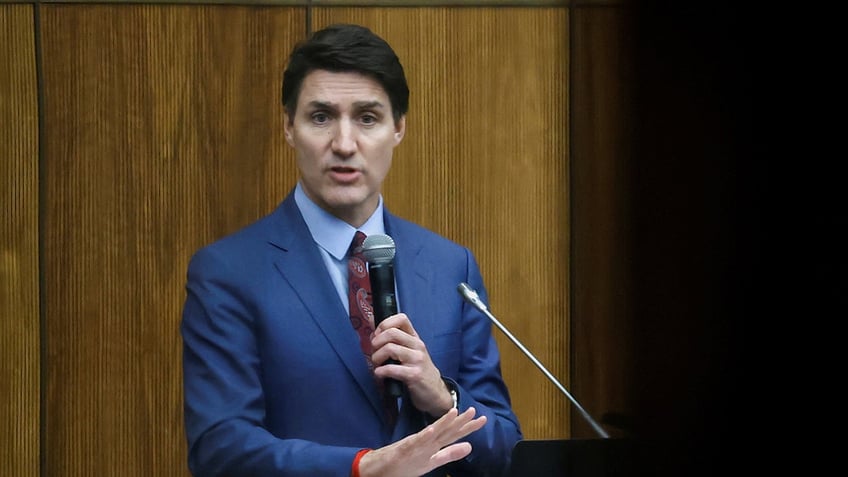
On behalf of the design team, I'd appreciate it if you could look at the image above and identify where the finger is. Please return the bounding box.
[425,407,460,435]
[371,340,425,369]
[371,326,421,351]
[375,313,419,337]
[437,410,487,444]
[373,313,407,332]
[459,415,487,436]
[427,407,474,442]
[429,442,473,469]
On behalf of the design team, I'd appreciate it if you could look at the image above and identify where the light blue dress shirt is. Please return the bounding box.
[293,181,387,314]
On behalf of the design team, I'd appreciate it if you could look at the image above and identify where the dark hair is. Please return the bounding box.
[281,24,409,123]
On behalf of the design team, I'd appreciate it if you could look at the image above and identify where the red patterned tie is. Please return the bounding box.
[348,231,376,367]
[347,231,398,426]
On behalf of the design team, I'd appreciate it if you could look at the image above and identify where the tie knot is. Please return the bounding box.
[350,231,367,254]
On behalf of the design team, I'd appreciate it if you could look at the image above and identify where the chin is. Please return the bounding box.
[322,192,370,212]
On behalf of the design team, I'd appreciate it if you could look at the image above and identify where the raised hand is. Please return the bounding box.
[358,407,488,477]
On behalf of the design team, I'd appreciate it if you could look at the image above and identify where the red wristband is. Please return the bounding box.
[351,448,372,477]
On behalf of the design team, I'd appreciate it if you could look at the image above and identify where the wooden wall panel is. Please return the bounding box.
[570,5,635,438]
[39,5,304,475]
[313,7,570,439]
[0,5,40,477]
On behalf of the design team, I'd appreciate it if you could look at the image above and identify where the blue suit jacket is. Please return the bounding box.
[182,191,522,476]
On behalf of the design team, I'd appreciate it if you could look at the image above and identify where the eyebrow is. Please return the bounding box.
[305,100,386,111]
[352,100,386,110]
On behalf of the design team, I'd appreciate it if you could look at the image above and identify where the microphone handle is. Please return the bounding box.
[369,262,403,398]
[459,283,610,439]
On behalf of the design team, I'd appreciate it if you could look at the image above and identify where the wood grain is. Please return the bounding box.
[0,5,40,477]
[39,5,303,474]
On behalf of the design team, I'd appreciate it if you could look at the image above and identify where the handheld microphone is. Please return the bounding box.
[457,282,610,439]
[362,234,403,398]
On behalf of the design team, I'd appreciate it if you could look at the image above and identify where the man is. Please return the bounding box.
[181,24,522,476]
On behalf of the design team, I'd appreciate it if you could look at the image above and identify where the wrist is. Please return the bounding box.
[430,379,458,417]
[421,378,460,420]
[351,448,371,477]
[447,382,458,409]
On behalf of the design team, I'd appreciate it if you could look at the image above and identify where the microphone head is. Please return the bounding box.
[457,282,477,301]
[457,282,488,312]
[361,234,396,265]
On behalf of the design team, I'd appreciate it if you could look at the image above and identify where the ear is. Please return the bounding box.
[283,113,294,146]
[393,115,406,145]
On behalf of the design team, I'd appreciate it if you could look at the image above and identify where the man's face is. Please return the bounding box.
[285,69,405,227]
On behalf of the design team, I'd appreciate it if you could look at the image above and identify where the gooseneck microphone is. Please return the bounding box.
[457,282,610,439]
[361,234,403,398]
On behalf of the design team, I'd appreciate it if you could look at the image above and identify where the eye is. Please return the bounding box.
[360,114,378,126]
[311,112,330,124]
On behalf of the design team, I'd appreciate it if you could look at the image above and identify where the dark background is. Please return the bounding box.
[626,3,756,475]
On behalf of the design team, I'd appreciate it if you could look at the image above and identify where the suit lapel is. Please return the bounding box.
[268,195,385,422]
[386,214,435,347]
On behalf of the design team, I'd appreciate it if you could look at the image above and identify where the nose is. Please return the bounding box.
[331,120,357,157]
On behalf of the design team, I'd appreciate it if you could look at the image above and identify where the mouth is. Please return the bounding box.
[329,165,362,184]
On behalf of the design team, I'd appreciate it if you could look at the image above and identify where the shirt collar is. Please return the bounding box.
[294,181,386,260]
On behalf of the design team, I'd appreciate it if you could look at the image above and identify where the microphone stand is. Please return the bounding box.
[457,282,610,439]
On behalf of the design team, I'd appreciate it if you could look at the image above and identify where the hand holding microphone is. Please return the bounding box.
[363,235,457,417]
